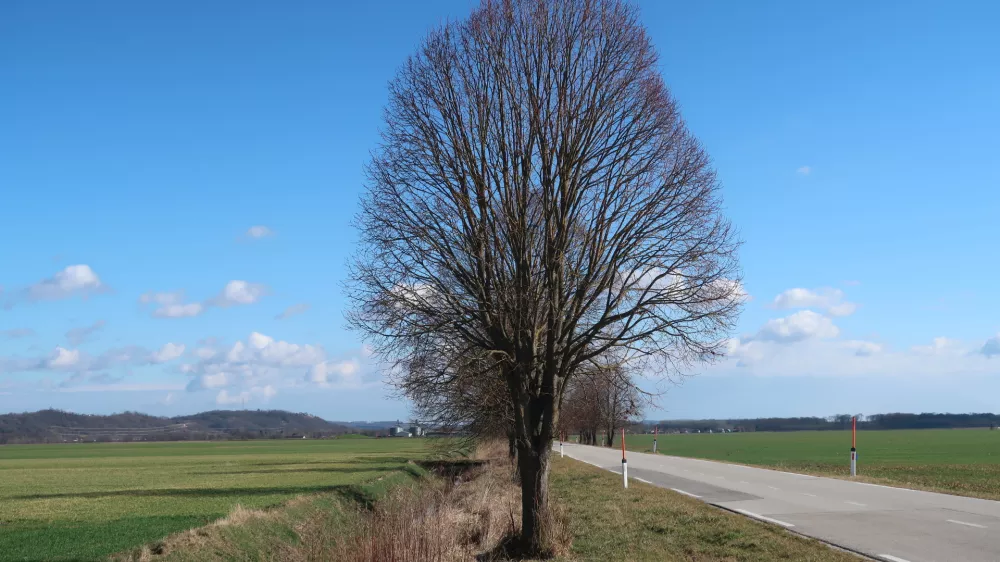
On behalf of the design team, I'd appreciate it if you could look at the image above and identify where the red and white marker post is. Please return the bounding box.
[653,425,658,454]
[621,427,628,488]
[850,416,857,477]
[560,432,564,458]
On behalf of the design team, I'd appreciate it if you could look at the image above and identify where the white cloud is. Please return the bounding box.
[26,265,105,301]
[771,287,857,317]
[912,337,963,356]
[252,385,277,400]
[307,359,361,387]
[154,303,204,318]
[66,320,106,345]
[150,343,185,363]
[750,310,839,343]
[245,225,274,239]
[47,347,81,369]
[827,302,858,317]
[140,292,205,318]
[216,389,250,405]
[195,347,217,360]
[718,333,1000,378]
[796,166,811,175]
[212,281,266,307]
[179,332,375,397]
[276,303,310,320]
[162,392,175,405]
[142,281,265,318]
[981,334,1000,358]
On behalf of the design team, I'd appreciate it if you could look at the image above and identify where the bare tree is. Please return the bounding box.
[404,343,517,457]
[348,0,741,552]
[559,362,642,448]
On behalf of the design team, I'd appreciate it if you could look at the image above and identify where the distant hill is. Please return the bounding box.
[0,409,358,444]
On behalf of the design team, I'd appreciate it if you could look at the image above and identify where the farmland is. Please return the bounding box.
[0,438,430,562]
[624,428,1000,500]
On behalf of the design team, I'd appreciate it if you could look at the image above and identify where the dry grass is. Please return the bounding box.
[329,461,523,562]
[109,442,556,562]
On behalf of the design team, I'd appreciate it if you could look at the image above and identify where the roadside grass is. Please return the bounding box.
[623,429,1000,500]
[0,439,430,562]
[549,457,860,561]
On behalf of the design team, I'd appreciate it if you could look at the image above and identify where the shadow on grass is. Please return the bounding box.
[0,515,213,562]
[12,484,357,501]
[189,465,401,476]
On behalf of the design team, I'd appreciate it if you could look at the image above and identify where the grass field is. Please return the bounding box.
[622,428,1000,500]
[549,457,858,561]
[0,438,430,562]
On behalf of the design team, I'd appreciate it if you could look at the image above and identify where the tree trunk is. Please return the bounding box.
[516,437,552,554]
[605,428,615,448]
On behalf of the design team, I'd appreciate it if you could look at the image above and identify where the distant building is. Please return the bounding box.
[389,425,405,437]
[409,425,423,437]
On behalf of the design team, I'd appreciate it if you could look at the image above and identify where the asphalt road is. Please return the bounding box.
[556,442,1000,562]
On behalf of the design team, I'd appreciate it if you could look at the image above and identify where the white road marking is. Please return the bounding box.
[634,477,653,484]
[844,501,867,507]
[879,555,912,562]
[731,508,795,528]
[856,482,919,493]
[670,488,702,499]
[767,485,780,490]
[947,519,987,529]
[740,481,749,484]
[801,493,817,497]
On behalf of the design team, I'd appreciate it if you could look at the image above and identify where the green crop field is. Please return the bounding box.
[620,428,1000,500]
[0,438,430,562]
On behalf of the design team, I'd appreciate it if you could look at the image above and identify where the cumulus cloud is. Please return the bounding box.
[750,310,839,343]
[981,334,1000,358]
[771,287,857,317]
[211,281,267,307]
[307,359,361,387]
[245,225,274,239]
[180,333,373,397]
[276,303,310,320]
[0,328,35,340]
[30,265,105,300]
[150,343,185,363]
[66,320,106,346]
[797,166,811,175]
[140,291,205,318]
[141,281,266,319]
[3,265,108,307]
[47,347,81,369]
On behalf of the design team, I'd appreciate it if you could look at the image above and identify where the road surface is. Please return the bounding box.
[556,442,1000,562]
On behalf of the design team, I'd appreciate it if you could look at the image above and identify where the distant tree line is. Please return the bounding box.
[639,412,1000,434]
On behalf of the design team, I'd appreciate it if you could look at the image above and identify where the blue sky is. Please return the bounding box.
[2,0,998,421]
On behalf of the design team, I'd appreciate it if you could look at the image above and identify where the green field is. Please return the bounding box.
[0,438,429,562]
[622,428,1000,500]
